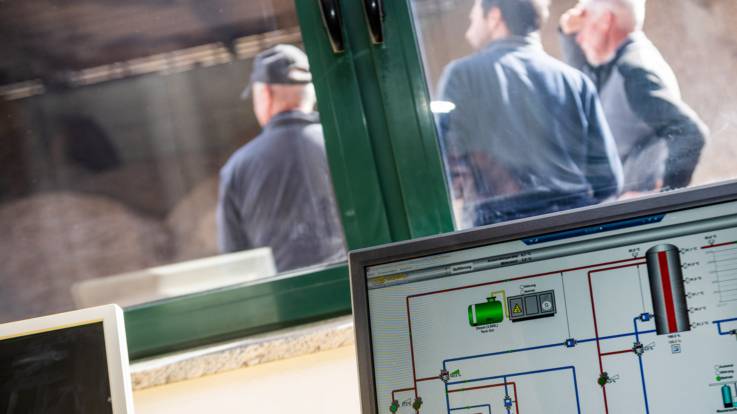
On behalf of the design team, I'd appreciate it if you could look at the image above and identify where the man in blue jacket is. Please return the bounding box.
[217,45,345,272]
[438,0,623,228]
[559,0,707,196]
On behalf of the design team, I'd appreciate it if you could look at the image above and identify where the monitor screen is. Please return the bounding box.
[0,305,133,414]
[0,321,115,414]
[361,191,737,413]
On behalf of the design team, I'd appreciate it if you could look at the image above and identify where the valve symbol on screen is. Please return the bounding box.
[440,369,449,383]
[597,371,619,386]
[504,395,513,408]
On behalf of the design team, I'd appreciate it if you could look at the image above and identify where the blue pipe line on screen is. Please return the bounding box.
[576,330,656,344]
[445,381,451,414]
[714,317,737,335]
[443,342,561,367]
[446,366,581,414]
[443,329,656,369]
[449,404,492,413]
[634,316,651,414]
[439,323,661,414]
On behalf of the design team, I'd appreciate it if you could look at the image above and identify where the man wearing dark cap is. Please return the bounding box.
[217,44,345,272]
[437,0,623,228]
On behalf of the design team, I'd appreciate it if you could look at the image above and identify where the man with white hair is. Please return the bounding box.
[560,0,707,195]
[217,44,345,272]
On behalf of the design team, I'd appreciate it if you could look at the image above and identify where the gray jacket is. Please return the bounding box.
[560,31,708,192]
[217,111,346,272]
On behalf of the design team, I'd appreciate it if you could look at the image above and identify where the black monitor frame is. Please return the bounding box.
[348,180,737,414]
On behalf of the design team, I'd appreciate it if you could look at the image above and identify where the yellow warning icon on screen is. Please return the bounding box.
[512,304,522,314]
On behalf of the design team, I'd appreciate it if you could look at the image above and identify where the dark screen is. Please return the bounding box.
[0,322,113,414]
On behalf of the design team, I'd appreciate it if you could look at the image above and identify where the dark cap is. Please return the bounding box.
[241,44,312,99]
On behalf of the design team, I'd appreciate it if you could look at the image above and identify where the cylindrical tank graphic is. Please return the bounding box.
[723,384,734,408]
[646,244,690,335]
[468,297,503,326]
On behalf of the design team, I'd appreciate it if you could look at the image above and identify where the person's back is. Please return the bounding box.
[219,111,344,271]
[217,45,345,272]
[438,0,622,227]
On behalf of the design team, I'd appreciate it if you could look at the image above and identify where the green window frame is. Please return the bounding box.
[124,0,450,360]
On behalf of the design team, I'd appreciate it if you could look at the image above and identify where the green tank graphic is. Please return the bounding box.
[468,296,504,326]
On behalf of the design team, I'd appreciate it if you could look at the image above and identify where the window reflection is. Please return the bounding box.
[0,1,345,322]
[413,0,736,229]
[434,0,624,228]
[216,45,346,273]
[559,0,707,196]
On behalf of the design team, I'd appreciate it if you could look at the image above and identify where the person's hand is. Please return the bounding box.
[618,189,662,200]
[560,6,586,35]
[618,191,649,200]
[619,180,664,200]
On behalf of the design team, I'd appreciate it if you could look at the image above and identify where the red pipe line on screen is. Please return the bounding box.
[417,377,437,382]
[587,262,647,414]
[600,349,634,357]
[391,387,415,402]
[447,381,521,413]
[395,255,647,413]
[701,241,737,249]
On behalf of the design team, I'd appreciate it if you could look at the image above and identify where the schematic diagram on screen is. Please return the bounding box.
[375,234,737,414]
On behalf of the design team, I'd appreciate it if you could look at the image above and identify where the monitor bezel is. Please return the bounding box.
[349,180,737,414]
[0,304,134,414]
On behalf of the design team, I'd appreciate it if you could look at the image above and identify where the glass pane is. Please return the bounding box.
[412,0,732,229]
[0,0,345,322]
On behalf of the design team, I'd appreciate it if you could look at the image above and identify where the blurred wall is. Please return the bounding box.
[5,58,258,217]
[133,345,360,414]
[0,57,260,322]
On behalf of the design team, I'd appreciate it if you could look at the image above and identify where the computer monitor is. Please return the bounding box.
[0,305,134,414]
[350,182,737,414]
